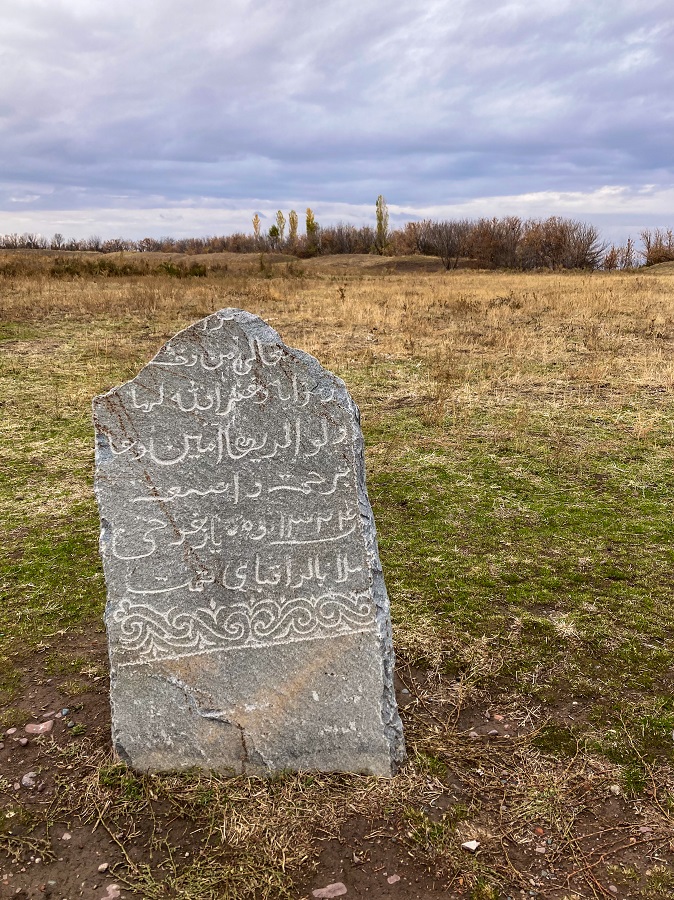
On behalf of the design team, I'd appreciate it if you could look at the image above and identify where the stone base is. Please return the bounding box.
[110,631,402,776]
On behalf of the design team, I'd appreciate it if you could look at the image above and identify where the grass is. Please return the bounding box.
[1,254,674,896]
[371,402,674,709]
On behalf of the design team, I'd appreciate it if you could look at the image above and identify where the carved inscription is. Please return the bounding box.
[94,310,376,666]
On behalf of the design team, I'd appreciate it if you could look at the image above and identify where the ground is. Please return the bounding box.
[1,251,674,898]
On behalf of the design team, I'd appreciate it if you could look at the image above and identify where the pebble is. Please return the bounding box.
[21,772,38,789]
[609,784,621,796]
[638,826,652,834]
[401,688,410,695]
[97,863,109,873]
[461,840,480,853]
[488,729,499,736]
[0,742,4,750]
[42,711,56,719]
[312,883,347,898]
[61,832,72,841]
[387,874,401,884]
[25,720,53,735]
[469,731,480,740]
[608,887,618,894]
[102,885,121,900]
[18,738,28,747]
[6,728,16,736]
[493,714,504,721]
[61,709,69,716]
[534,827,545,836]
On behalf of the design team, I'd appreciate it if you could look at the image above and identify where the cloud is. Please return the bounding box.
[0,0,672,238]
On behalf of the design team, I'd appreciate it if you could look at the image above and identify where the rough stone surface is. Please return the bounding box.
[93,308,405,775]
[25,720,53,735]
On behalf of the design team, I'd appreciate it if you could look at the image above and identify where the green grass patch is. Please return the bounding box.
[364,399,674,759]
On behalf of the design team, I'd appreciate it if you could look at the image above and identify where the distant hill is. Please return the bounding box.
[642,260,674,273]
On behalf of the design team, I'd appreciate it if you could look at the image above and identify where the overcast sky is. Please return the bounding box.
[1,0,672,241]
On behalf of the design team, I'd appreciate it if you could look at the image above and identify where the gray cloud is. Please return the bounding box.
[0,0,672,237]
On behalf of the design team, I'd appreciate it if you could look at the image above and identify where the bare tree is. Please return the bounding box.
[603,245,620,271]
[620,237,636,269]
[138,237,162,252]
[426,220,470,269]
[640,228,674,265]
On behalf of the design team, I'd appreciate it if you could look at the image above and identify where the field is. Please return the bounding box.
[1,251,674,899]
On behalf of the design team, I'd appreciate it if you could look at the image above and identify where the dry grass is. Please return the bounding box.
[39,740,440,900]
[3,261,672,392]
[4,263,672,515]
[2,253,674,898]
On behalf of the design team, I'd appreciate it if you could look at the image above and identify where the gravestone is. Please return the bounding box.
[93,309,405,776]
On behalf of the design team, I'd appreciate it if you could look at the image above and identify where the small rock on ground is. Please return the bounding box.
[101,885,121,900]
[25,720,53,735]
[312,883,348,898]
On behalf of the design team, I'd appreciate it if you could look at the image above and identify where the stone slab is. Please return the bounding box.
[92,308,405,775]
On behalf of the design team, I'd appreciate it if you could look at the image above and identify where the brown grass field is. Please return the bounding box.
[1,251,674,899]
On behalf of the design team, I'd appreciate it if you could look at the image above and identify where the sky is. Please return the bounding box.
[1,0,672,243]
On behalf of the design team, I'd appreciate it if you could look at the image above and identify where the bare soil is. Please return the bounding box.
[2,629,673,899]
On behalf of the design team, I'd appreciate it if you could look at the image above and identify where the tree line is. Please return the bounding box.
[1,198,673,270]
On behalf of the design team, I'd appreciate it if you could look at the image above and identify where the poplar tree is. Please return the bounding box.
[374,194,390,255]
[306,208,319,254]
[288,210,299,246]
[306,208,318,236]
[275,211,286,244]
[252,213,261,241]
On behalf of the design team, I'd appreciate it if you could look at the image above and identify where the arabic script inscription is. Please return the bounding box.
[94,311,375,664]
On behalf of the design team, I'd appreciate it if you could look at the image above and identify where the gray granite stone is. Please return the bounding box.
[93,309,405,775]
